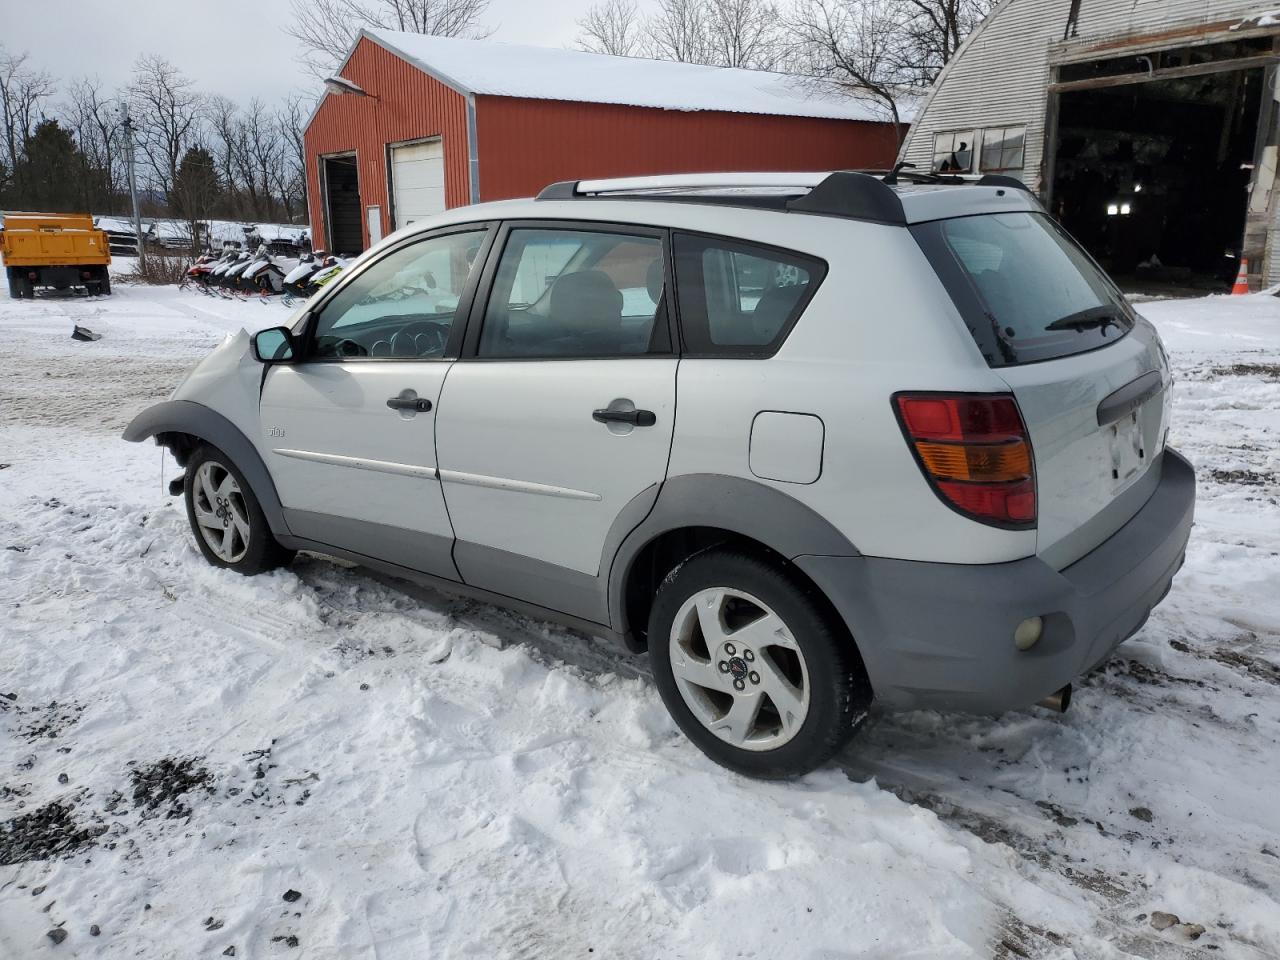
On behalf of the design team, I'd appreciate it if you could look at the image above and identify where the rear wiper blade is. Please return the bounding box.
[1045,305,1122,331]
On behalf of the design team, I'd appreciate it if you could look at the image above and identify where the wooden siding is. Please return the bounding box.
[900,0,1280,285]
[901,0,1279,189]
[304,37,470,250]
[473,96,902,202]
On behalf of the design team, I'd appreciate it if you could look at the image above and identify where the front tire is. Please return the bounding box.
[648,549,868,779]
[183,445,294,575]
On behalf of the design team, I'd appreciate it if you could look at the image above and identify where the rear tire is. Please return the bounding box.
[183,445,295,575]
[98,269,111,296]
[647,548,869,779]
[6,268,18,299]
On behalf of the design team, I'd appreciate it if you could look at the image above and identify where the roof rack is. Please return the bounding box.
[535,169,1031,225]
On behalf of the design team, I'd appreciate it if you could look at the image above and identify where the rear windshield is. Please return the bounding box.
[912,211,1134,367]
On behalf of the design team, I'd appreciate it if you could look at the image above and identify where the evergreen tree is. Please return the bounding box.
[14,120,87,211]
[172,145,219,219]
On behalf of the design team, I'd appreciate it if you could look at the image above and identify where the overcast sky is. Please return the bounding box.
[3,0,608,105]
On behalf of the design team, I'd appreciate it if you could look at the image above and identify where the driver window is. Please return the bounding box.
[310,229,486,360]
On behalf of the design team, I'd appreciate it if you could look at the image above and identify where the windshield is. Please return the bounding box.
[913,211,1134,366]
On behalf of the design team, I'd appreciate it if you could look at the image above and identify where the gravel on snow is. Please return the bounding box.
[1,282,1278,958]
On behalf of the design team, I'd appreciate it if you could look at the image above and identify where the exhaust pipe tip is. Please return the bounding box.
[1037,684,1072,713]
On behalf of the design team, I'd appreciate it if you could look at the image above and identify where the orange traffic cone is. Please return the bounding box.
[1231,257,1250,295]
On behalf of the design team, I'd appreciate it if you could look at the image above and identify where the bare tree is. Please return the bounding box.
[274,94,312,219]
[286,0,494,82]
[705,0,784,69]
[644,0,714,63]
[204,95,241,201]
[894,0,990,85]
[577,0,644,57]
[62,78,122,212]
[786,0,911,137]
[129,55,203,208]
[579,0,784,69]
[0,47,55,197]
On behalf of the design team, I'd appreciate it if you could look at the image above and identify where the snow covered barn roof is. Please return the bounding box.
[358,29,888,123]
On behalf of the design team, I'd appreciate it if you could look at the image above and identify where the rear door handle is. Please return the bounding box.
[387,395,432,412]
[593,408,656,427]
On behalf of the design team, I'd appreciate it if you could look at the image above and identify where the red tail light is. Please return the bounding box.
[894,393,1036,528]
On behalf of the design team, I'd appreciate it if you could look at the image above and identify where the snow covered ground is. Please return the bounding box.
[1,280,1277,959]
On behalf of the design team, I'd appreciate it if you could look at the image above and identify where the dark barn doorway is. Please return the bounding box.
[322,154,363,256]
[1051,65,1264,294]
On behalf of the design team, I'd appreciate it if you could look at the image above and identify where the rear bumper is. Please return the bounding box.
[795,449,1196,713]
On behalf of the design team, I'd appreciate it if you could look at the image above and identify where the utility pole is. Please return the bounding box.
[120,103,145,265]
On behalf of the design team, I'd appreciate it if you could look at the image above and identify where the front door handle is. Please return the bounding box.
[592,407,656,427]
[387,395,432,413]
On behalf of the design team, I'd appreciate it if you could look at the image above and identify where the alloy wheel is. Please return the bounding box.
[191,461,251,563]
[668,587,811,751]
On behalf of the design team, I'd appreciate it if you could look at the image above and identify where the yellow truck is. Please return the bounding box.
[1,213,112,298]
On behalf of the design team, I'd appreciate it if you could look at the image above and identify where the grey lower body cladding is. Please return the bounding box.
[796,449,1196,713]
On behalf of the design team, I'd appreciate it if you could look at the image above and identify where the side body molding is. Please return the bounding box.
[122,400,291,538]
[606,473,861,642]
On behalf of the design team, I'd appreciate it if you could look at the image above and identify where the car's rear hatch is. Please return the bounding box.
[913,208,1171,569]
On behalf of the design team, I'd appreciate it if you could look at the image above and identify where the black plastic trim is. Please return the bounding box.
[536,180,579,199]
[976,174,1033,193]
[1097,370,1163,426]
[786,171,907,225]
[121,400,291,538]
[276,531,625,645]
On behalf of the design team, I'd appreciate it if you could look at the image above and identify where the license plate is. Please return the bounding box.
[1109,411,1145,487]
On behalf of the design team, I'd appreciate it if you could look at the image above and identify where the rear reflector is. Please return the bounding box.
[894,393,1036,528]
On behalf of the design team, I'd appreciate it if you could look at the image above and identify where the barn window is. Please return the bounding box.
[980,126,1026,173]
[932,130,976,173]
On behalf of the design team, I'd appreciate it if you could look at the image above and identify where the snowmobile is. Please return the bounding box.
[186,250,236,289]
[281,252,321,297]
[206,250,245,289]
[303,255,345,294]
[218,252,255,291]
[237,244,286,295]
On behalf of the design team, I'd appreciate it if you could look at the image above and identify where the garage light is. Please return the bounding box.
[1120,203,1132,216]
[1106,204,1120,216]
[1134,183,1143,193]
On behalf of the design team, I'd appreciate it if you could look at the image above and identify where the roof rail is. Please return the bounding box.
[537,172,829,198]
[534,169,1025,226]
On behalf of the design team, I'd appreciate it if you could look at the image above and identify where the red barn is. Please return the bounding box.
[303,30,904,254]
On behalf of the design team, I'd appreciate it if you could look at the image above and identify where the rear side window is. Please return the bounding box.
[478,228,667,359]
[673,234,825,356]
[913,211,1135,367]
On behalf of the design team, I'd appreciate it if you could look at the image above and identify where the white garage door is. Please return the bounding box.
[390,140,446,230]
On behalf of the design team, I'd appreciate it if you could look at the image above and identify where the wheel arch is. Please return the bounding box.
[122,399,290,538]
[607,473,862,654]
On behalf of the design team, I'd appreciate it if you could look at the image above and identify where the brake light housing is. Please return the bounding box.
[893,392,1036,529]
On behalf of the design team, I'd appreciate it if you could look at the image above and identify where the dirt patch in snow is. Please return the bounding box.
[1207,467,1276,487]
[1211,362,1280,379]
[128,757,215,820]
[0,797,102,866]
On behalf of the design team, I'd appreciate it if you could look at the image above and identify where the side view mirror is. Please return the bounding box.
[252,326,295,363]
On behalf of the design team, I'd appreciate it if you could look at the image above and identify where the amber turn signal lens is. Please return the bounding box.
[914,439,1032,483]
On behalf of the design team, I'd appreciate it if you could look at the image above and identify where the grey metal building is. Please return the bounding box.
[899,2,1280,291]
